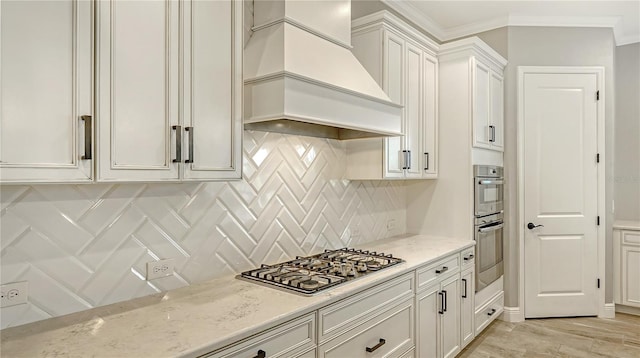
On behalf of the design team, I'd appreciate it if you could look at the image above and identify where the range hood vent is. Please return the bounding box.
[244,0,402,140]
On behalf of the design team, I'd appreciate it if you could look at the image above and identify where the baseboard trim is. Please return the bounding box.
[599,303,616,318]
[615,304,640,316]
[501,306,524,322]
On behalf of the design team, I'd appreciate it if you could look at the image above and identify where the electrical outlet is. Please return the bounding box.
[146,259,175,280]
[387,219,396,231]
[1,281,28,308]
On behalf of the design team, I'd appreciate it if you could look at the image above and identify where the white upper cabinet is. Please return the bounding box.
[97,0,242,182]
[347,11,439,180]
[439,38,507,156]
[0,0,94,183]
[96,0,181,181]
[472,57,504,152]
[181,0,242,180]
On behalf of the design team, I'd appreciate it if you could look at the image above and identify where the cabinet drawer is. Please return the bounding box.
[622,231,640,246]
[204,313,316,358]
[319,297,414,358]
[416,254,459,292]
[461,247,475,268]
[318,273,414,342]
[475,291,503,335]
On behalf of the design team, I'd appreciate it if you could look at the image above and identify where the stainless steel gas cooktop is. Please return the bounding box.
[239,248,403,295]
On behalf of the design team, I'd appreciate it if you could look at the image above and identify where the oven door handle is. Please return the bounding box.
[478,179,504,185]
[478,223,504,233]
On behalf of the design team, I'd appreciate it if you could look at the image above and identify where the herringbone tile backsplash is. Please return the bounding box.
[0,131,406,329]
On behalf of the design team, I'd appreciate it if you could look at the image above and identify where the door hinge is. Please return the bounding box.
[597,216,600,226]
[597,278,600,288]
[596,153,600,163]
[596,91,600,101]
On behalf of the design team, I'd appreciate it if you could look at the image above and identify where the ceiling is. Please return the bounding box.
[381,1,640,45]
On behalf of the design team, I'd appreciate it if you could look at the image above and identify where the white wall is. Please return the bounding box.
[505,27,616,307]
[614,43,640,221]
[0,131,407,329]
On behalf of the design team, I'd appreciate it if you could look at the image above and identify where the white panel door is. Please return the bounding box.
[182,0,241,180]
[0,0,93,182]
[523,72,599,317]
[460,268,475,348]
[441,275,460,358]
[489,70,504,151]
[404,42,422,179]
[416,284,439,358]
[472,58,491,149]
[422,52,438,178]
[97,0,180,181]
[383,30,404,178]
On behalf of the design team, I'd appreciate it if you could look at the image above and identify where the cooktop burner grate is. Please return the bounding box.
[239,248,403,295]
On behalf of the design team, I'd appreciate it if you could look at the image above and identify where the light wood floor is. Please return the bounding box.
[458,313,640,357]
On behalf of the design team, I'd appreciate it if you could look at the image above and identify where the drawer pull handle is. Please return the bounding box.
[435,266,448,274]
[443,289,447,312]
[366,338,386,353]
[438,291,444,314]
[184,126,194,164]
[487,308,496,316]
[464,254,474,261]
[253,349,266,358]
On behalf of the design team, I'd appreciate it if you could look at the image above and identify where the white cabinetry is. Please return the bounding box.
[97,0,242,182]
[416,254,461,358]
[460,249,476,349]
[614,222,640,309]
[347,11,438,179]
[203,313,316,358]
[472,59,504,151]
[318,273,415,357]
[0,0,94,183]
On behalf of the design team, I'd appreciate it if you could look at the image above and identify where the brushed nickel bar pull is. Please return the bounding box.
[184,127,194,164]
[435,266,448,274]
[424,152,429,171]
[253,349,266,358]
[81,115,92,160]
[172,125,182,163]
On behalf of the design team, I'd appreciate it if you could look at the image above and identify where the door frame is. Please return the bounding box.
[517,66,607,320]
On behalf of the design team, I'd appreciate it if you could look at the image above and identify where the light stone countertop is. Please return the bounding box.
[613,220,640,231]
[0,234,474,358]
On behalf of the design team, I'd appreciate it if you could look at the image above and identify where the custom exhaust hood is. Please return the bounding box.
[244,0,402,140]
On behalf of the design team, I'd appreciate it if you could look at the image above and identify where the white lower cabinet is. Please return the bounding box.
[614,225,640,308]
[460,267,475,348]
[202,313,316,358]
[319,297,414,358]
[475,291,504,335]
[416,255,461,358]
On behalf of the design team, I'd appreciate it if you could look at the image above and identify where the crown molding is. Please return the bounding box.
[381,0,638,46]
[380,0,446,40]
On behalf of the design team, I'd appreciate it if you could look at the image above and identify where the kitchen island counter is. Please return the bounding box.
[0,234,473,357]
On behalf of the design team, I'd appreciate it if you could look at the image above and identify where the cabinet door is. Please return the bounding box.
[0,0,93,183]
[622,244,640,307]
[96,0,180,181]
[489,70,504,151]
[422,53,438,178]
[441,275,461,358]
[416,284,439,358]
[182,0,241,180]
[383,30,405,178]
[460,268,475,348]
[472,58,491,149]
[404,42,422,179]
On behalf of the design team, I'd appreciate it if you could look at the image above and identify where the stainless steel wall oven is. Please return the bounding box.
[474,165,504,292]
